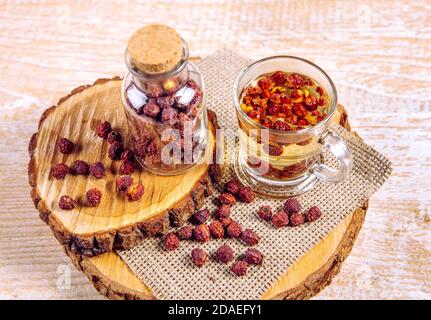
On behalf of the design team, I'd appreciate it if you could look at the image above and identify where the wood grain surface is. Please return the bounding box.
[0,0,430,300]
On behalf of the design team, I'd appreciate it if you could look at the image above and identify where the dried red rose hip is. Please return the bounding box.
[86,188,102,207]
[116,175,133,192]
[218,217,232,227]
[215,244,234,263]
[163,232,180,251]
[226,220,242,238]
[52,163,69,179]
[209,220,225,239]
[224,179,241,195]
[89,162,105,179]
[126,182,145,201]
[107,131,122,144]
[71,160,89,175]
[219,192,236,206]
[191,248,207,267]
[257,205,273,221]
[272,210,289,228]
[108,141,124,160]
[290,212,305,227]
[176,226,194,240]
[306,206,322,222]
[214,205,231,219]
[190,209,210,225]
[59,195,77,210]
[244,248,263,265]
[57,138,74,154]
[231,260,248,277]
[97,121,112,139]
[193,224,210,242]
[119,159,134,175]
[238,187,255,203]
[283,198,302,214]
[240,229,260,246]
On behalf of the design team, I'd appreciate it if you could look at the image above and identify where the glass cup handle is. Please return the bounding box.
[312,132,353,183]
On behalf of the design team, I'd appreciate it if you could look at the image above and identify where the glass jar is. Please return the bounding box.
[233,56,352,197]
[121,36,207,175]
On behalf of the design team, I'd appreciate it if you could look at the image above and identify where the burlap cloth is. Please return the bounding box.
[118,51,392,300]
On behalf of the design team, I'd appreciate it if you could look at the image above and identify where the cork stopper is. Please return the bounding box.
[127,24,183,74]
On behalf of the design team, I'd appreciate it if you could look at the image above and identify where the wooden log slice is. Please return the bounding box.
[28,78,222,257]
[62,104,367,300]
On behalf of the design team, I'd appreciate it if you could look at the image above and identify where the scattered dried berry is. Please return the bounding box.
[214,205,231,219]
[163,232,180,251]
[126,182,145,201]
[143,100,161,118]
[71,160,89,175]
[272,210,289,228]
[52,163,69,179]
[290,212,305,227]
[57,138,74,154]
[97,121,112,139]
[191,248,207,267]
[218,217,232,227]
[209,220,225,239]
[240,229,260,246]
[244,248,263,265]
[176,226,194,240]
[86,188,102,207]
[190,209,210,225]
[219,192,236,206]
[238,187,255,203]
[283,198,302,214]
[193,224,210,242]
[231,260,248,277]
[108,141,124,160]
[215,244,234,263]
[257,205,273,221]
[121,149,134,161]
[116,175,133,192]
[107,131,122,144]
[89,162,105,179]
[59,195,77,210]
[306,206,321,222]
[224,179,241,195]
[226,220,242,238]
[119,159,134,175]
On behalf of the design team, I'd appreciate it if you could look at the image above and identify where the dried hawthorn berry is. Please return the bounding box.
[176,226,194,240]
[240,229,260,246]
[226,220,242,238]
[71,160,89,175]
[215,244,233,264]
[116,175,133,192]
[290,212,305,227]
[219,192,236,206]
[224,179,241,195]
[161,107,178,125]
[272,210,289,228]
[126,182,145,201]
[272,120,290,131]
[163,232,180,251]
[191,248,207,267]
[257,205,273,221]
[57,138,74,154]
[244,248,263,265]
[190,208,210,225]
[97,121,112,139]
[238,187,255,203]
[108,141,123,160]
[121,149,134,161]
[283,198,302,214]
[59,195,77,210]
[270,71,287,85]
[89,162,105,179]
[287,73,304,88]
[218,217,232,227]
[193,224,210,242]
[52,163,69,179]
[214,205,231,219]
[306,206,321,222]
[143,101,161,118]
[107,131,122,144]
[86,188,102,207]
[209,220,225,239]
[231,260,248,277]
[119,159,134,175]
[264,144,283,156]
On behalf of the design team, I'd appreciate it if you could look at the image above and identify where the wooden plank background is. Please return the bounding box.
[0,0,430,299]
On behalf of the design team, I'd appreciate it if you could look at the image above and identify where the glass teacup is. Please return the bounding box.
[233,56,352,198]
